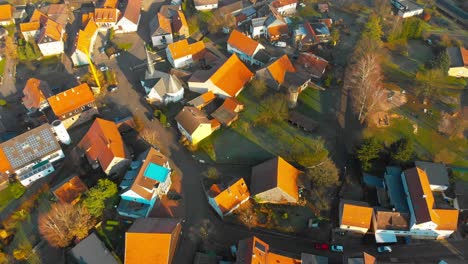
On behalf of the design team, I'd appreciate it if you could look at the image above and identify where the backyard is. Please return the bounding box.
[196,87,336,168]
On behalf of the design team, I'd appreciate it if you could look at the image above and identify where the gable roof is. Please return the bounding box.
[295,52,328,79]
[172,10,188,34]
[266,54,296,85]
[76,19,99,53]
[38,19,62,42]
[22,78,52,109]
[403,168,459,230]
[103,0,118,8]
[227,29,261,57]
[0,124,60,173]
[152,13,172,35]
[236,236,269,264]
[20,22,40,32]
[0,4,14,22]
[175,106,211,135]
[52,175,88,204]
[250,156,300,202]
[271,0,297,8]
[167,39,206,60]
[340,200,373,229]
[48,83,95,116]
[72,233,118,264]
[125,218,182,264]
[187,91,216,109]
[375,210,409,231]
[210,54,253,97]
[127,148,170,201]
[122,0,142,24]
[78,118,128,172]
[209,178,250,214]
[94,8,119,23]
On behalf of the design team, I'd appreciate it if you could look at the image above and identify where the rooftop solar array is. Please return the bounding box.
[0,124,60,169]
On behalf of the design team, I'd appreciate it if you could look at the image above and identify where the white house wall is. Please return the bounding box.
[195,4,218,11]
[116,17,140,33]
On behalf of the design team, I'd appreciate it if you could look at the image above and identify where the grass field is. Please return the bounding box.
[0,182,26,211]
[0,58,6,77]
[200,88,331,167]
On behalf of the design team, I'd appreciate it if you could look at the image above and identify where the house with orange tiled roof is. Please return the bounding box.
[0,4,14,26]
[175,106,220,145]
[401,167,459,239]
[20,10,64,56]
[227,29,266,66]
[271,0,297,16]
[166,39,206,68]
[294,21,330,51]
[211,97,244,126]
[339,200,373,234]
[236,236,302,264]
[52,175,88,205]
[150,8,189,47]
[70,19,99,66]
[115,0,141,33]
[47,83,98,128]
[125,218,182,264]
[256,54,296,90]
[117,148,172,218]
[208,178,250,217]
[188,54,254,98]
[78,118,130,176]
[447,46,468,78]
[22,78,52,113]
[250,156,301,204]
[94,8,120,30]
[187,91,216,109]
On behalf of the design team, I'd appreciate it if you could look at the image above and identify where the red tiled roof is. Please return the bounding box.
[271,0,297,8]
[22,78,52,109]
[48,83,95,116]
[295,52,328,78]
[53,175,88,204]
[0,4,13,22]
[94,8,119,23]
[461,47,468,66]
[122,0,142,24]
[78,118,127,173]
[167,39,205,60]
[267,54,296,85]
[210,54,253,97]
[210,178,250,214]
[227,29,261,57]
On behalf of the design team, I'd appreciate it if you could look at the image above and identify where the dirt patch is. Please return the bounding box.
[379,89,407,112]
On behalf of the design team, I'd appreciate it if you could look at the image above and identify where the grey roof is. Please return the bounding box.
[447,47,464,67]
[393,0,423,12]
[283,71,310,88]
[251,17,266,27]
[143,71,184,97]
[253,49,271,65]
[384,166,409,213]
[71,233,118,264]
[301,253,328,264]
[128,217,181,234]
[310,22,330,36]
[455,181,468,195]
[175,106,211,134]
[414,161,449,187]
[0,124,61,170]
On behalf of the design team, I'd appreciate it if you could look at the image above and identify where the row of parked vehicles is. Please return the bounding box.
[314,243,392,253]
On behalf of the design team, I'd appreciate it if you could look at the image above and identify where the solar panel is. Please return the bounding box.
[0,126,60,169]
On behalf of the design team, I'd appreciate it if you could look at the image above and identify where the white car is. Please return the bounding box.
[99,65,109,71]
[377,246,392,253]
[273,41,287,47]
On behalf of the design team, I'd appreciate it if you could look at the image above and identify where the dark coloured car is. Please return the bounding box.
[314,243,329,250]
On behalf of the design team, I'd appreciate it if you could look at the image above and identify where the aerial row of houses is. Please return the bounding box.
[207,156,302,218]
[0,1,141,65]
[340,162,461,241]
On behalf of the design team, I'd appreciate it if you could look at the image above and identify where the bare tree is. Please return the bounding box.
[4,36,18,61]
[140,128,161,148]
[373,0,391,17]
[39,203,93,247]
[236,200,258,229]
[347,53,384,123]
[209,11,235,33]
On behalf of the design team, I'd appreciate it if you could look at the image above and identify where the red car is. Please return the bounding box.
[314,243,329,250]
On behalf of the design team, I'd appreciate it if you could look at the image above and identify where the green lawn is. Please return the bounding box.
[0,58,6,77]
[0,182,26,211]
[204,89,329,167]
[363,117,468,167]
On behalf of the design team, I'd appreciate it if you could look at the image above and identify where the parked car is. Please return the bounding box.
[377,246,392,253]
[314,243,329,250]
[107,85,118,92]
[330,244,344,252]
[273,41,287,47]
[99,64,109,71]
[99,47,105,53]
